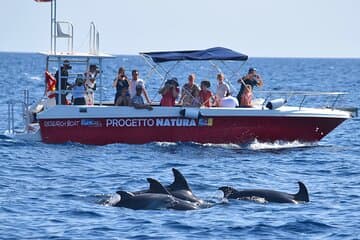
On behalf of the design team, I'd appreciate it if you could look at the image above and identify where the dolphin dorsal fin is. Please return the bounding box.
[116,191,134,201]
[147,178,171,195]
[294,181,310,202]
[168,168,191,191]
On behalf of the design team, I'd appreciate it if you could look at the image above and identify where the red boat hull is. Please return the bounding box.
[38,116,346,145]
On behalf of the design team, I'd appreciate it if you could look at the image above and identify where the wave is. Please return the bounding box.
[248,139,317,150]
[30,76,41,81]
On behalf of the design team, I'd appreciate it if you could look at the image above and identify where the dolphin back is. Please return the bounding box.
[293,181,310,202]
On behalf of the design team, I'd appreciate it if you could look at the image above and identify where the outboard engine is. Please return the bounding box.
[266,98,287,110]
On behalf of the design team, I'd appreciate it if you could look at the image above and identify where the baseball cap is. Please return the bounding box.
[248,67,257,74]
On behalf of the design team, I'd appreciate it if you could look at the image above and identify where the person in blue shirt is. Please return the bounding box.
[130,84,153,110]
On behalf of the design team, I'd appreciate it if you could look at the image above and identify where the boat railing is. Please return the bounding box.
[89,22,100,55]
[6,90,31,135]
[256,90,348,110]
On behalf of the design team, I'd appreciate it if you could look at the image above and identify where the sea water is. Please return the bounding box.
[0,52,359,239]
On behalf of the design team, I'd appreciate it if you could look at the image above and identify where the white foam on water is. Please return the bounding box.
[154,142,178,147]
[30,76,41,81]
[3,127,42,142]
[201,143,242,150]
[248,139,317,150]
[106,194,121,206]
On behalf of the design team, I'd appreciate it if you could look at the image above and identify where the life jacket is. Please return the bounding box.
[45,71,57,98]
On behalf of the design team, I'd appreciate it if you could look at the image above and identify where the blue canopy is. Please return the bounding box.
[141,47,248,63]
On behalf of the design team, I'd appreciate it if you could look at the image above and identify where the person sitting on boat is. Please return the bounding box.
[180,74,200,107]
[115,86,130,106]
[219,92,239,108]
[191,87,201,107]
[199,80,213,107]
[159,78,180,107]
[71,74,86,105]
[113,67,130,105]
[237,67,263,107]
[84,64,99,105]
[55,60,72,105]
[239,84,253,107]
[214,73,231,107]
[129,69,151,104]
[130,84,153,110]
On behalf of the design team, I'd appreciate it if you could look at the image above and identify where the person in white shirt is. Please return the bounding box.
[84,64,99,105]
[215,73,230,107]
[129,69,151,104]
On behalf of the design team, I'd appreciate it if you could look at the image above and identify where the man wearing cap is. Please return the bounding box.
[55,60,72,104]
[236,67,263,107]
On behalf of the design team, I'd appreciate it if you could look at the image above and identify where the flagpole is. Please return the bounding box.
[50,0,57,54]
[50,0,53,53]
[54,0,56,54]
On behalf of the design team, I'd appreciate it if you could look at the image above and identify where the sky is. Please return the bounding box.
[1,0,359,58]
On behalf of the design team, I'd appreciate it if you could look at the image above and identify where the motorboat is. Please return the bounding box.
[6,1,357,145]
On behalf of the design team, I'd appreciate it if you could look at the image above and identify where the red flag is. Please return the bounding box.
[34,0,52,2]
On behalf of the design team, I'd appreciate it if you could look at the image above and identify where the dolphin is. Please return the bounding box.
[219,181,309,204]
[113,178,199,210]
[166,168,204,204]
[133,168,204,204]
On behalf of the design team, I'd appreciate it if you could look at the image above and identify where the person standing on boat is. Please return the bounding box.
[214,73,230,107]
[159,78,180,106]
[113,67,130,105]
[129,69,151,104]
[180,74,200,106]
[55,60,72,105]
[237,67,263,107]
[72,74,86,105]
[84,64,99,105]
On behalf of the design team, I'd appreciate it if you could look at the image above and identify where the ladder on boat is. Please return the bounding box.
[6,90,32,135]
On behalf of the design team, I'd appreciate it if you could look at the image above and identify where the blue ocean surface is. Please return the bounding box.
[0,52,359,239]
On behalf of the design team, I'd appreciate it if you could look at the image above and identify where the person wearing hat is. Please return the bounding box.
[130,84,153,110]
[55,60,72,105]
[159,77,180,107]
[236,67,263,107]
